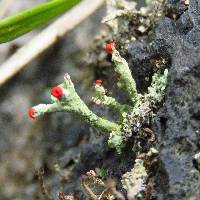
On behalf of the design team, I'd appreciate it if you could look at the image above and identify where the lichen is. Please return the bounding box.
[30,45,168,153]
[112,49,140,104]
[121,159,148,199]
[102,0,167,46]
[30,73,120,134]
[146,69,168,104]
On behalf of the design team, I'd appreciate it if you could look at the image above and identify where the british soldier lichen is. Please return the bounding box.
[29,43,168,153]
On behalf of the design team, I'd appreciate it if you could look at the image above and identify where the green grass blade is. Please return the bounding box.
[0,0,81,43]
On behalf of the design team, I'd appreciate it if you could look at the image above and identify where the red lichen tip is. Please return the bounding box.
[95,79,103,86]
[28,107,36,119]
[51,86,63,100]
[105,42,115,53]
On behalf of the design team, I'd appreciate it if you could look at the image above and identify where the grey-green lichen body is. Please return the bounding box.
[32,47,168,152]
[112,50,140,104]
[121,159,148,199]
[146,69,168,104]
[33,74,120,134]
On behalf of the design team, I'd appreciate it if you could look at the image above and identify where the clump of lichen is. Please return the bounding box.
[88,0,167,64]
[104,0,167,38]
[29,43,168,153]
[121,159,148,200]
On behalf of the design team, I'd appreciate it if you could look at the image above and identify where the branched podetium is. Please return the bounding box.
[29,42,168,153]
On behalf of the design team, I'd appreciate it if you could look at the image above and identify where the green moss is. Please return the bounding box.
[95,167,108,179]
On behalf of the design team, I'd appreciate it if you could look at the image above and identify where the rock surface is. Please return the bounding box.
[127,0,200,199]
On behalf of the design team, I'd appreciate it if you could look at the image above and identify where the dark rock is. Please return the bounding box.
[127,0,200,199]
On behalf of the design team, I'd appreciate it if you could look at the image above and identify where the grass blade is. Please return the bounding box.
[0,0,81,43]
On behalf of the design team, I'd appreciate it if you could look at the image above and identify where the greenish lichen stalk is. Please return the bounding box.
[92,84,131,116]
[112,49,140,104]
[30,73,120,133]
